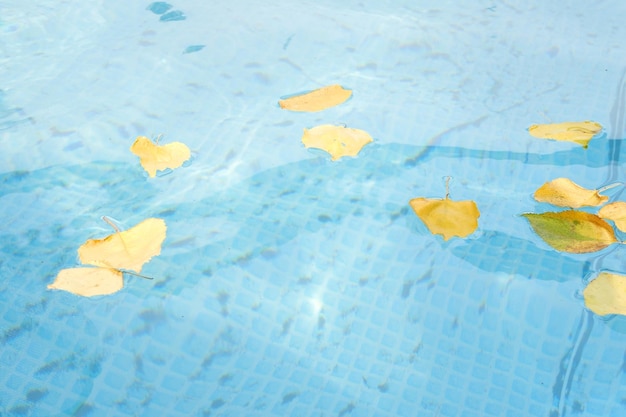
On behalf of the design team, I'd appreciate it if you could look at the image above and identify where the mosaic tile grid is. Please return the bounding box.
[1,136,626,416]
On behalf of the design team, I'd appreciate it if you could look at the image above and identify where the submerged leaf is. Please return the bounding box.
[598,202,626,232]
[48,268,123,297]
[583,272,626,316]
[130,136,191,178]
[48,217,166,297]
[409,197,480,241]
[533,177,608,208]
[279,85,352,112]
[302,124,373,161]
[527,121,602,148]
[522,211,617,253]
[78,218,167,273]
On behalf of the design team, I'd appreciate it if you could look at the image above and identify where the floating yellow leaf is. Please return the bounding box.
[48,217,166,297]
[130,136,191,178]
[49,268,123,297]
[522,210,617,253]
[302,124,373,161]
[78,218,166,273]
[583,272,626,316]
[533,177,608,208]
[409,180,480,241]
[279,84,352,112]
[598,201,626,232]
[527,121,602,148]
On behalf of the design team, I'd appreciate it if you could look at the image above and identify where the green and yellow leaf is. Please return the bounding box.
[533,177,608,208]
[528,121,602,148]
[583,272,626,316]
[522,210,617,253]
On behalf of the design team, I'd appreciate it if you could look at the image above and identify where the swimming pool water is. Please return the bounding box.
[2,1,626,416]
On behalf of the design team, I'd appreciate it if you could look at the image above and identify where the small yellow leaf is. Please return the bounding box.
[409,197,480,241]
[527,121,602,148]
[598,201,626,232]
[78,218,167,273]
[522,210,617,253]
[534,178,608,208]
[279,84,352,112]
[48,268,123,297]
[130,136,191,178]
[583,272,626,316]
[302,124,373,161]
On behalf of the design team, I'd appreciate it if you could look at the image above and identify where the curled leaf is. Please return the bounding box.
[527,121,602,148]
[533,177,608,208]
[279,84,352,112]
[48,217,166,297]
[583,272,626,316]
[522,210,617,253]
[302,124,373,161]
[48,268,123,297]
[131,136,191,178]
[409,197,480,241]
[598,201,626,232]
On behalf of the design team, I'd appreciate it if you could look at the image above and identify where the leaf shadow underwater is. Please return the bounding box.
[450,230,590,282]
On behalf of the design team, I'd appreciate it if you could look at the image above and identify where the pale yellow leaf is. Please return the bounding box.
[409,197,480,240]
[527,121,602,148]
[533,177,608,208]
[130,136,191,178]
[48,267,123,297]
[583,272,626,316]
[78,218,166,273]
[598,201,626,232]
[279,84,352,112]
[302,124,373,161]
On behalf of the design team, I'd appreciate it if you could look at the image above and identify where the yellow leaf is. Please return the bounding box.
[48,217,166,297]
[522,210,617,253]
[598,201,626,232]
[533,177,608,208]
[302,124,373,161]
[409,196,480,241]
[130,136,191,178]
[527,121,602,148]
[79,218,166,273]
[583,272,626,316]
[279,84,352,112]
[48,268,123,297]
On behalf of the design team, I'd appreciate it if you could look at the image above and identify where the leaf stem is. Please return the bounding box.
[598,182,622,193]
[101,216,121,233]
[444,176,451,199]
[121,270,155,280]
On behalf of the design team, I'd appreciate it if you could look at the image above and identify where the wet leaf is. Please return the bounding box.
[302,124,373,161]
[78,218,166,273]
[409,195,480,241]
[533,177,608,208]
[49,268,123,297]
[522,211,617,253]
[583,272,626,316]
[279,84,352,112]
[48,218,166,297]
[527,121,602,148]
[598,201,626,232]
[130,136,191,178]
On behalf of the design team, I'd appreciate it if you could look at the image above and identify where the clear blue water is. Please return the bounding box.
[2,1,626,416]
